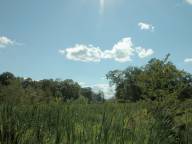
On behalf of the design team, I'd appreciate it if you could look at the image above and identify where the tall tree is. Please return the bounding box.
[107,55,192,102]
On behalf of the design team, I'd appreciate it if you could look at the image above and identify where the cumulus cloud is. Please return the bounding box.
[59,44,103,62]
[59,37,154,62]
[186,0,192,5]
[138,22,155,31]
[136,47,154,58]
[0,36,14,48]
[184,58,192,63]
[105,37,135,62]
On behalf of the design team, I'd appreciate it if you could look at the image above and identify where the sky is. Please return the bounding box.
[0,0,192,98]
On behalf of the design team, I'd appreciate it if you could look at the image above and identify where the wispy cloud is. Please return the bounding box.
[185,0,192,5]
[0,36,14,48]
[136,47,154,58]
[184,58,192,63]
[138,22,155,31]
[59,37,154,63]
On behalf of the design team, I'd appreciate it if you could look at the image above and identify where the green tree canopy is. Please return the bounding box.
[107,55,192,102]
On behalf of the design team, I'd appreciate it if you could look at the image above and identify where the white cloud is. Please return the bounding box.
[78,82,87,86]
[92,83,115,99]
[138,22,155,31]
[0,36,14,48]
[136,47,154,58]
[59,37,154,62]
[78,82,115,99]
[186,0,192,5]
[184,58,192,63]
[105,37,135,62]
[59,44,103,62]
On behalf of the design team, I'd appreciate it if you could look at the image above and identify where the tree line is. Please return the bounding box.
[0,73,104,104]
[0,54,192,104]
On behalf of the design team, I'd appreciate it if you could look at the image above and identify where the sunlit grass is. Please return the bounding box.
[0,102,191,144]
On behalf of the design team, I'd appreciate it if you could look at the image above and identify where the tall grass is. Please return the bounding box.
[0,102,191,144]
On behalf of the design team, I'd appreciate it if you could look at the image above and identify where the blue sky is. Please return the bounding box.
[0,0,192,98]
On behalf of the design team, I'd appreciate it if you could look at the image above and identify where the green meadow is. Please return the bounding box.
[0,56,192,144]
[0,101,191,144]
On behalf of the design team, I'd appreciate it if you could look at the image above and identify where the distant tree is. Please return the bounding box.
[93,90,105,102]
[107,67,142,101]
[178,86,192,101]
[39,79,55,102]
[0,71,104,104]
[106,70,124,86]
[0,80,25,104]
[139,56,189,101]
[0,72,15,85]
[24,86,46,103]
[81,87,105,103]
[60,79,81,101]
[81,87,93,102]
[21,78,33,88]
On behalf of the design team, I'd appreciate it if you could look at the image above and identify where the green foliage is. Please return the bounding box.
[0,55,192,143]
[72,96,88,105]
[107,54,192,102]
[0,72,104,104]
[178,86,192,101]
[0,72,15,86]
[0,80,25,104]
[81,87,105,103]
[0,102,191,144]
[81,87,93,102]
[57,79,81,101]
